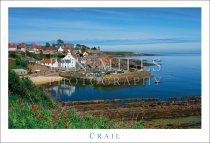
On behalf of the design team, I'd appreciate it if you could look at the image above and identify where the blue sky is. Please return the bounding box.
[9,8,201,53]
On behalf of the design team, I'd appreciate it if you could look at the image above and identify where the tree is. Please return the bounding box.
[45,42,50,47]
[91,47,97,50]
[16,57,21,65]
[38,51,46,60]
[57,39,64,45]
[9,52,17,59]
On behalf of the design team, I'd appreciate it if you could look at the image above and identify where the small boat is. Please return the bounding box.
[154,80,160,84]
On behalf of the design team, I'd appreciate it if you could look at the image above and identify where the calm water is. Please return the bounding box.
[47,54,201,101]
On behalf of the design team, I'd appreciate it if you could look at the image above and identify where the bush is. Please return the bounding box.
[8,69,54,107]
[9,52,18,59]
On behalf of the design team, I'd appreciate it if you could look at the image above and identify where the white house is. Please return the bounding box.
[41,59,58,68]
[8,44,17,51]
[58,45,64,53]
[17,44,26,52]
[83,51,89,57]
[60,51,76,69]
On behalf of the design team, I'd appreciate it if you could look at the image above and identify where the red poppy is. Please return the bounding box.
[63,113,68,118]
[32,105,37,112]
[55,108,61,113]
[53,114,59,120]
[19,104,24,107]
[38,113,43,118]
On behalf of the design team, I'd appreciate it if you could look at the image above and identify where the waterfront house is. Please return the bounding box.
[8,43,17,51]
[41,59,58,68]
[17,44,26,52]
[33,44,43,54]
[13,69,28,75]
[58,45,64,53]
[26,44,34,53]
[43,47,57,54]
[60,51,76,69]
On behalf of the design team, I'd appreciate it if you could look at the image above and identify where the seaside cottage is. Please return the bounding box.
[41,59,59,68]
[13,69,28,76]
[58,45,64,53]
[26,44,34,53]
[33,44,43,54]
[8,43,17,51]
[17,44,26,52]
[60,51,76,70]
[43,47,57,54]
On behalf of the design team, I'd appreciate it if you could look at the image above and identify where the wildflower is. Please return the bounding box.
[55,108,61,113]
[38,113,43,118]
[53,114,59,120]
[13,104,17,108]
[108,121,111,125]
[19,104,24,107]
[32,105,37,112]
[63,113,68,118]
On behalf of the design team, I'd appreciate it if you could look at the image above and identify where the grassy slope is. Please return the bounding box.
[9,62,26,70]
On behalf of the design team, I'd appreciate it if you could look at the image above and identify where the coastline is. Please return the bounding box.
[30,76,63,85]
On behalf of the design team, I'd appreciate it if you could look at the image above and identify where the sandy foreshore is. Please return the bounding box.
[30,76,63,85]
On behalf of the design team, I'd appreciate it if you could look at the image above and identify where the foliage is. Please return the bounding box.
[75,44,90,51]
[38,51,46,60]
[8,69,54,107]
[26,51,38,60]
[9,52,18,59]
[57,39,64,45]
[45,42,50,47]
[91,47,97,50]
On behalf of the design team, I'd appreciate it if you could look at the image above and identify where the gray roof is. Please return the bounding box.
[60,59,72,63]
[13,69,28,72]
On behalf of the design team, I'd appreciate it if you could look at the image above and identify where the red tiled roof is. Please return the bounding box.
[18,44,26,48]
[33,45,42,49]
[41,59,56,64]
[43,47,57,51]
[8,44,16,48]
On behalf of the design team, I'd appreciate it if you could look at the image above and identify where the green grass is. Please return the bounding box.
[9,62,27,70]
[9,95,144,129]
[9,96,114,129]
[143,116,201,129]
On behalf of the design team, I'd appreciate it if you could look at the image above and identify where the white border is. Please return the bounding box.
[1,1,209,142]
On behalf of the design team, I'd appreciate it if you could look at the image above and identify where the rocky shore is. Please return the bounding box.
[63,96,201,129]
